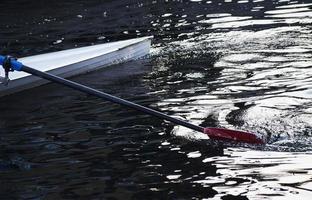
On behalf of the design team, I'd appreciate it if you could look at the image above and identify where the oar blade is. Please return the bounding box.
[204,127,265,144]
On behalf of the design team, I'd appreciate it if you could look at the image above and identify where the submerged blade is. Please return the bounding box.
[204,127,265,144]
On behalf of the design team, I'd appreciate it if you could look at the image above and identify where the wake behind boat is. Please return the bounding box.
[0,36,152,97]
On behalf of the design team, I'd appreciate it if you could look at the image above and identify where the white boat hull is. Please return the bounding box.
[0,36,152,97]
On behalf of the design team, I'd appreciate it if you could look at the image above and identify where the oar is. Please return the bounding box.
[0,56,265,144]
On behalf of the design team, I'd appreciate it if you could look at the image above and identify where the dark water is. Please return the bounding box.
[1,0,312,199]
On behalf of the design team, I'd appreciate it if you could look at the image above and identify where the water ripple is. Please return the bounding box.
[201,148,312,199]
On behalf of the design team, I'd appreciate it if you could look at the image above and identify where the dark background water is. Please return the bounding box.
[1,0,312,199]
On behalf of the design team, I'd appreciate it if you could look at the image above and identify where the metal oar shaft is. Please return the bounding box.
[22,65,204,132]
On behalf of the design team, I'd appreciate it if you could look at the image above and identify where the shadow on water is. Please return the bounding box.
[1,0,312,199]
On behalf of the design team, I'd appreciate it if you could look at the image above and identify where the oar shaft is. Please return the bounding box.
[22,65,204,132]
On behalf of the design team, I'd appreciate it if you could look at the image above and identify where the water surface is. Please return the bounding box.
[0,0,312,199]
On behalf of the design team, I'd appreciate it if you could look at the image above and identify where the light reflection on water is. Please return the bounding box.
[148,2,312,199]
[151,1,312,146]
[201,148,312,200]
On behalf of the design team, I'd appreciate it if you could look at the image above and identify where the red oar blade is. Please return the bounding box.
[204,127,265,144]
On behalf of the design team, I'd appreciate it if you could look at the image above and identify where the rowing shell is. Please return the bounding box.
[0,36,152,97]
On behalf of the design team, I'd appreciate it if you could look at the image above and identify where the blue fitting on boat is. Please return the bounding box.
[0,55,5,65]
[11,59,23,71]
[0,55,23,71]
